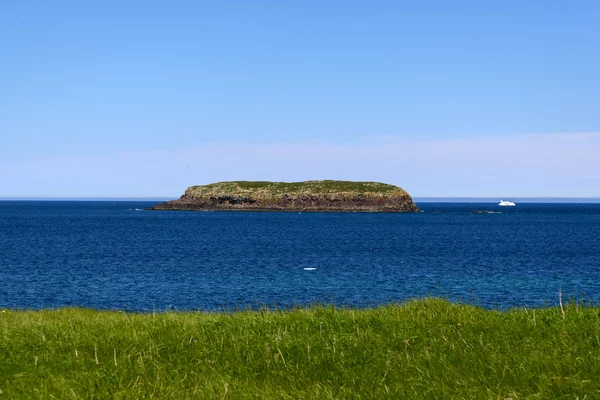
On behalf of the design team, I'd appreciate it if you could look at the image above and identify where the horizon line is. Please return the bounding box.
[2,196,600,203]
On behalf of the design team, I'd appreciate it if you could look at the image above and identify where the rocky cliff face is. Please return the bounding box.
[151,180,419,212]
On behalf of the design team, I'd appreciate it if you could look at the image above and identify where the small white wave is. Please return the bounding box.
[303,267,317,271]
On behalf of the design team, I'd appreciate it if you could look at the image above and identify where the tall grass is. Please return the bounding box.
[1,299,599,398]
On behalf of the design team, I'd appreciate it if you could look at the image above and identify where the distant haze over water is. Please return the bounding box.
[0,197,175,201]
[1,197,600,204]
[414,198,600,203]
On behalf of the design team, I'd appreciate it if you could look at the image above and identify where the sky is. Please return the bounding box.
[1,1,599,198]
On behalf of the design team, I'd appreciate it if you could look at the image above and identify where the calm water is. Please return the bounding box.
[1,201,599,310]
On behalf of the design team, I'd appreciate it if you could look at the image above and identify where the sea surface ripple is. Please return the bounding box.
[1,201,599,310]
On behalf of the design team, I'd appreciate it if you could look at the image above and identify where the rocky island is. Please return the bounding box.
[151,180,418,212]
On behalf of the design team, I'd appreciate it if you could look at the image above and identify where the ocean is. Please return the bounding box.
[1,201,599,311]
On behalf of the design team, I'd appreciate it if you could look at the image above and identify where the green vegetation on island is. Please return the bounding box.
[187,180,409,198]
[1,299,599,398]
[151,180,418,212]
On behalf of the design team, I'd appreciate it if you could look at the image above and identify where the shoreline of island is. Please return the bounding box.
[150,180,419,213]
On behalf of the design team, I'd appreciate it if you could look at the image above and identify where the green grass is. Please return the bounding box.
[187,180,409,199]
[1,299,599,399]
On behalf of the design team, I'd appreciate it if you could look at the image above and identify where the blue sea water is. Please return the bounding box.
[1,201,599,311]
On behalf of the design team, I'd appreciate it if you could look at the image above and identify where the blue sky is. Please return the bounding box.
[1,1,599,197]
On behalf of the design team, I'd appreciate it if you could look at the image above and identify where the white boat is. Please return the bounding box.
[498,200,515,206]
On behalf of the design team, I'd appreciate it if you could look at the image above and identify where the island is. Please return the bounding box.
[150,180,419,212]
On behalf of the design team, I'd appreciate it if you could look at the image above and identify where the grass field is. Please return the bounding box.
[1,299,599,399]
